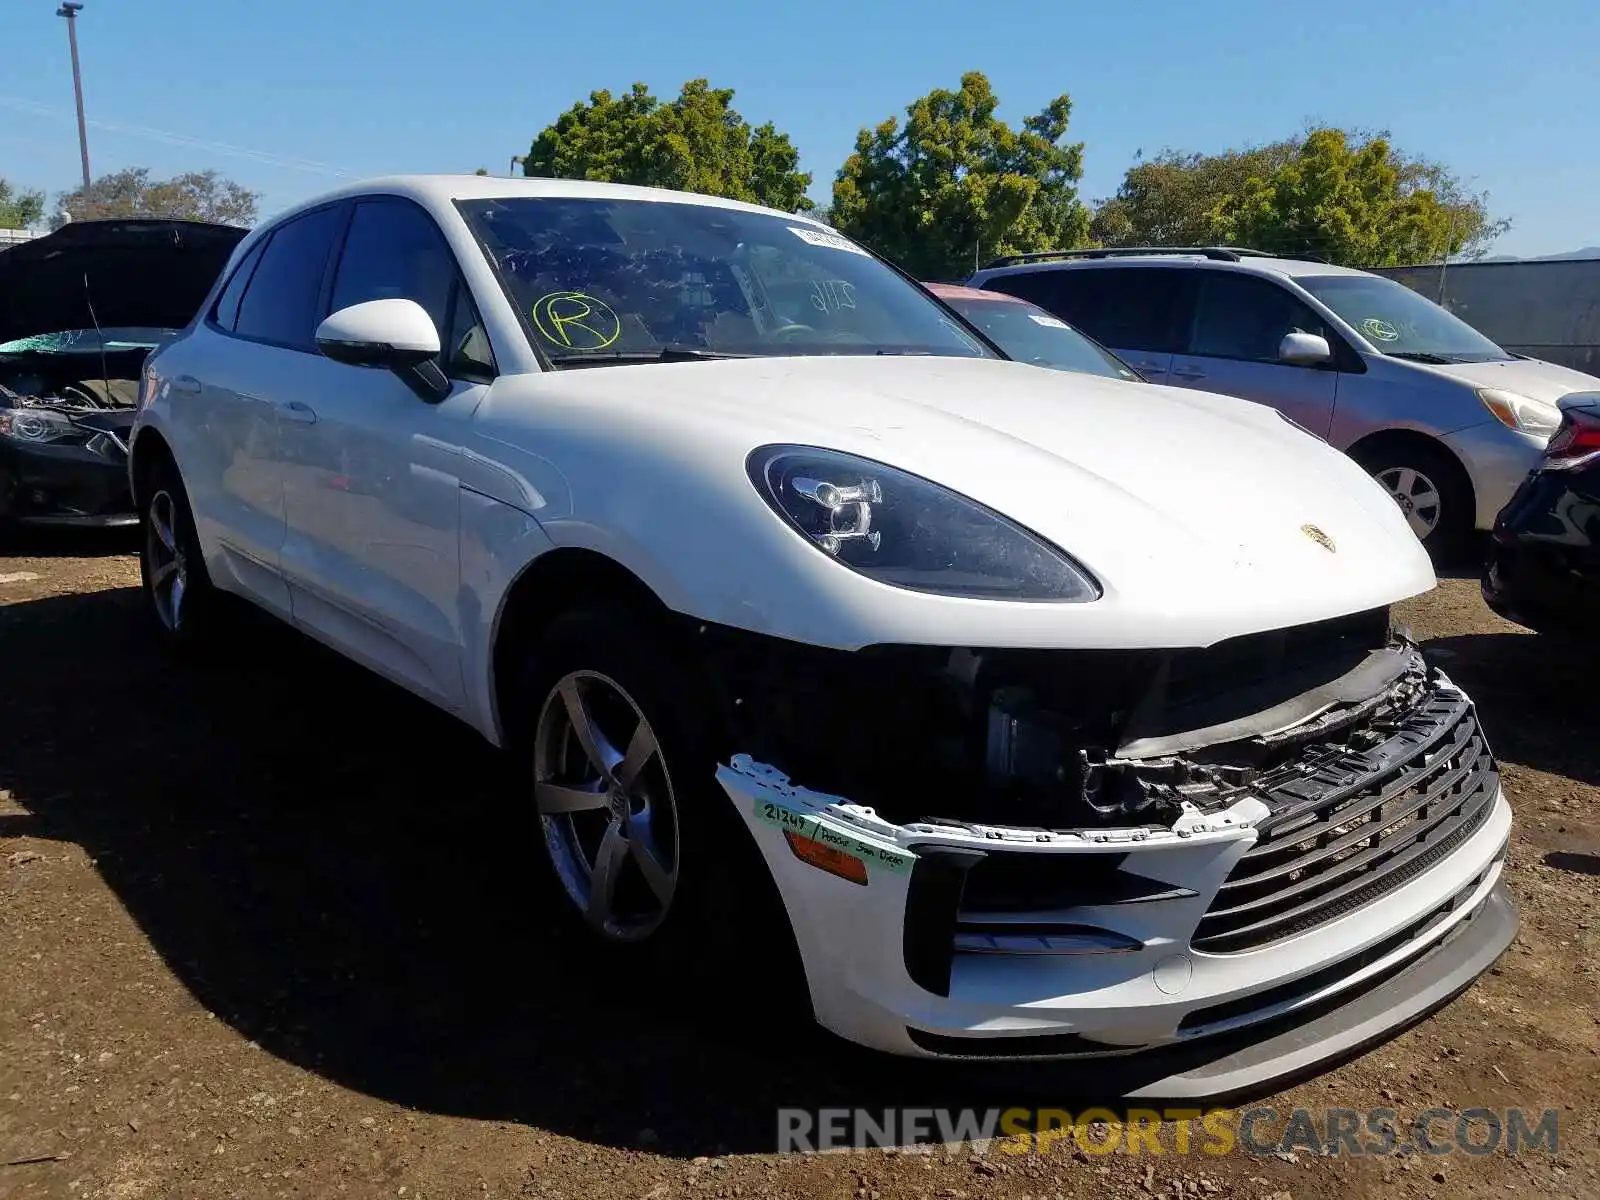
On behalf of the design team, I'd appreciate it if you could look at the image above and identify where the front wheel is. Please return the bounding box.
[515,605,805,1002]
[1354,440,1475,562]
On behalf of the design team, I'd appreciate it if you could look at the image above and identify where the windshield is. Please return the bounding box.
[937,294,1139,381]
[457,197,996,366]
[0,327,173,356]
[1297,275,1512,363]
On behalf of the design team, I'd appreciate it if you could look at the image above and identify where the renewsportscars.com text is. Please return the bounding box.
[776,1106,1560,1157]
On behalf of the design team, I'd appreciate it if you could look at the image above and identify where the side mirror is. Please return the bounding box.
[315,298,450,402]
[1279,331,1333,367]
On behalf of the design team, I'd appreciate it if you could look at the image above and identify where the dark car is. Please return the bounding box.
[0,218,247,526]
[922,282,1142,381]
[1481,392,1600,634]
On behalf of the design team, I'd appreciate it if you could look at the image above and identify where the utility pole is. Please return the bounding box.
[57,2,91,192]
[509,155,525,178]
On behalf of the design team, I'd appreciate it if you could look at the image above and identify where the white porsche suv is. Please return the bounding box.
[128,175,1515,1097]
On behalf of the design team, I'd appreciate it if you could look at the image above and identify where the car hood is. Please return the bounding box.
[0,219,247,347]
[1406,355,1600,403]
[492,355,1435,638]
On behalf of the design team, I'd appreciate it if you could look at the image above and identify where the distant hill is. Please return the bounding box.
[1479,246,1600,263]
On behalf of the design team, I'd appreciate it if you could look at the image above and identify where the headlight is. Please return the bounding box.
[0,406,77,444]
[746,445,1101,601]
[1476,388,1562,438]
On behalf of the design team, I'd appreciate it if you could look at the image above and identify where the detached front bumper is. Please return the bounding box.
[716,668,1516,1099]
[0,432,136,525]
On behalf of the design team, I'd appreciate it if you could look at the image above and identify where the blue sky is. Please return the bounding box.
[3,0,1594,258]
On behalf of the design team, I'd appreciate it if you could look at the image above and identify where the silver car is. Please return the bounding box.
[967,247,1600,557]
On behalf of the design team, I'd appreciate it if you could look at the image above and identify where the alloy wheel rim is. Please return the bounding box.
[146,490,188,631]
[1376,466,1442,540]
[532,670,680,942]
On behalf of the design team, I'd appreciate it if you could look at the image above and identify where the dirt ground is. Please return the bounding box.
[1,530,1596,1200]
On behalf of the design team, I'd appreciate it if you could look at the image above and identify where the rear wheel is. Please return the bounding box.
[1353,439,1475,562]
[139,458,223,648]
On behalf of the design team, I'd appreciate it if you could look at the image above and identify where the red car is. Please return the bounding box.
[923,281,1141,382]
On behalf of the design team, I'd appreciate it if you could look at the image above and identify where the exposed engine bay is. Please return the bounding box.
[0,337,146,413]
[0,217,246,524]
[693,604,1443,834]
[0,338,148,524]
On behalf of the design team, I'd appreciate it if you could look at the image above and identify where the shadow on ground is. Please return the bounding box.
[0,584,1543,1155]
[1421,629,1600,786]
[5,586,1334,1156]
[1545,851,1600,876]
[0,524,140,559]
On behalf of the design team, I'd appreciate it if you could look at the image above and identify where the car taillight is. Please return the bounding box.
[1542,407,1600,469]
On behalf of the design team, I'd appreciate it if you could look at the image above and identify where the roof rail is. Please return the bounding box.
[977,245,1296,270]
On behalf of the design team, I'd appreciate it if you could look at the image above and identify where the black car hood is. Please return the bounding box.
[0,218,248,347]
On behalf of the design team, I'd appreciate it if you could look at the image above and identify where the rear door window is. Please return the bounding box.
[982,267,1193,353]
[231,205,345,350]
[210,239,267,332]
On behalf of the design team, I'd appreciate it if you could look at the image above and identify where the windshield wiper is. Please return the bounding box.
[547,346,755,367]
[1385,351,1456,365]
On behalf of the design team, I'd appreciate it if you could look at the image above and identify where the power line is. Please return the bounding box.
[0,95,358,178]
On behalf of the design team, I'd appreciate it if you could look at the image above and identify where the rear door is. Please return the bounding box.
[167,203,346,618]
[977,266,1194,382]
[1168,270,1340,436]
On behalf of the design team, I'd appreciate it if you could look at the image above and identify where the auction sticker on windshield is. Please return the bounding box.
[789,226,871,256]
[1029,314,1071,329]
[1361,316,1400,342]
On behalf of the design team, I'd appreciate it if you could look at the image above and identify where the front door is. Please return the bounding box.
[1166,270,1340,438]
[275,195,499,713]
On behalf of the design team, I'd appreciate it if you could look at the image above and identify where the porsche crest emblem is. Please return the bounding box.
[1301,524,1336,553]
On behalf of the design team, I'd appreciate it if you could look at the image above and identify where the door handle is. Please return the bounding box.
[170,374,202,394]
[1171,367,1206,380]
[279,400,318,425]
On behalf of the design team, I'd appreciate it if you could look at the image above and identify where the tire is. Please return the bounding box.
[1352,439,1475,563]
[513,604,806,1010]
[138,457,224,649]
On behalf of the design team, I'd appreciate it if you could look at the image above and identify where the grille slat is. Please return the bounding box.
[1193,687,1499,955]
[1214,727,1487,908]
[1250,691,1471,842]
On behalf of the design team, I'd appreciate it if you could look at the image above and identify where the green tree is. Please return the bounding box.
[1092,128,1508,266]
[525,79,813,212]
[1089,142,1296,248]
[830,71,1091,279]
[53,167,260,227]
[53,167,260,229]
[1,178,46,229]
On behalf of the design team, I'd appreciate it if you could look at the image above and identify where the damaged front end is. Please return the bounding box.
[0,353,142,526]
[0,218,248,526]
[697,605,1513,1070]
[700,605,1453,834]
